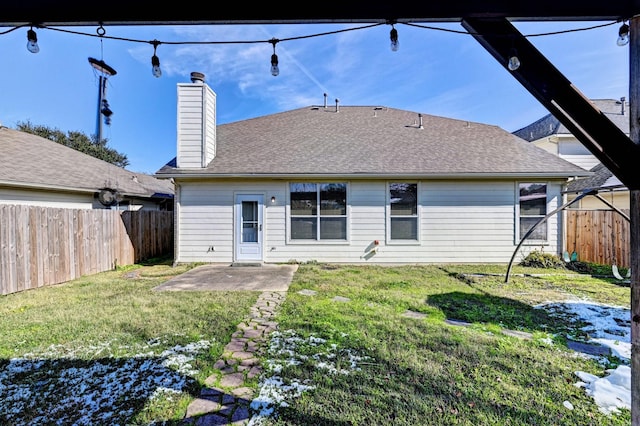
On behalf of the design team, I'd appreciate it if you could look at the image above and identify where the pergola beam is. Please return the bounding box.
[462,17,640,190]
[1,1,639,27]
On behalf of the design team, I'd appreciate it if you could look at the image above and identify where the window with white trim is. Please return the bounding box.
[518,182,547,240]
[389,182,418,241]
[290,183,347,240]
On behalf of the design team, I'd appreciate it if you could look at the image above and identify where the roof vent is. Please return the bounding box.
[418,113,423,129]
[190,72,205,83]
[335,98,340,113]
[324,93,328,109]
[619,96,626,115]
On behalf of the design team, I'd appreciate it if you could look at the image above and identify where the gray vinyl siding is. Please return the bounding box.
[176,83,217,168]
[175,179,563,264]
[0,187,95,208]
[203,86,216,165]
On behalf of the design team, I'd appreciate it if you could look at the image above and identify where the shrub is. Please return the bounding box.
[519,250,566,269]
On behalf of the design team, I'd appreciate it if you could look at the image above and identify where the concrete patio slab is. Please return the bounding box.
[152,263,297,292]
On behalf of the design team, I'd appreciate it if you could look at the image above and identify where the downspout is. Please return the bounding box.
[561,189,568,255]
[173,181,181,267]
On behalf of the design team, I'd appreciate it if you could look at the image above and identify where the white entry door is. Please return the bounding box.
[235,194,264,262]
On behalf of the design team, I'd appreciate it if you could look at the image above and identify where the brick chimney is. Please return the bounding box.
[176,72,216,168]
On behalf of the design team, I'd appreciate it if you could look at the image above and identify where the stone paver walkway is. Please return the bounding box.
[182,291,287,425]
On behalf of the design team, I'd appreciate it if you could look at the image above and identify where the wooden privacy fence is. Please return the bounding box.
[0,205,173,295]
[565,209,630,268]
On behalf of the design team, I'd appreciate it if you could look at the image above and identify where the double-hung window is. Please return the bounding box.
[389,183,418,241]
[290,183,347,241]
[518,182,547,241]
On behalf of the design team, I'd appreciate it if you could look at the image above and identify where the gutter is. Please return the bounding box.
[155,171,592,180]
[0,179,170,199]
[562,183,628,194]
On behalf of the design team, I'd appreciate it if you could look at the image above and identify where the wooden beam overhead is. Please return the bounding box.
[462,17,640,190]
[2,1,640,27]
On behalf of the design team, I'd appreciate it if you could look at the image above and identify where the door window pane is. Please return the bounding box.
[241,201,258,242]
[242,201,257,221]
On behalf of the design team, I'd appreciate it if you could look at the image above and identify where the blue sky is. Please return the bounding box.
[0,20,630,174]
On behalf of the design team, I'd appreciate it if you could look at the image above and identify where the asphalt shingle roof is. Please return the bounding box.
[512,98,629,192]
[0,127,174,197]
[513,99,629,142]
[565,163,624,193]
[157,106,587,178]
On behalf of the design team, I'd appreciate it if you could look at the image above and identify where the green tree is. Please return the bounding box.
[16,120,129,168]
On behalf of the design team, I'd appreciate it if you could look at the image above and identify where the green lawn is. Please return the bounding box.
[0,260,632,425]
[0,260,260,425]
[259,263,630,425]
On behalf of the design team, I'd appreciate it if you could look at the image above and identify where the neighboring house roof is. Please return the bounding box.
[0,126,174,198]
[512,98,629,142]
[157,106,588,179]
[565,163,625,194]
[512,98,629,193]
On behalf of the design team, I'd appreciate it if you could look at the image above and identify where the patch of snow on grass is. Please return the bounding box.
[575,365,631,415]
[249,376,315,425]
[538,300,630,362]
[0,338,211,425]
[537,300,631,416]
[250,329,370,424]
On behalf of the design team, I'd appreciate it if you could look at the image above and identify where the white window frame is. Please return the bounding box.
[386,181,420,244]
[516,181,549,244]
[286,182,350,244]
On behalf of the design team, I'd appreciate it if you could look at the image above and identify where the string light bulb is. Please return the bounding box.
[507,47,521,71]
[26,27,39,53]
[270,38,279,77]
[617,21,630,46]
[151,40,162,78]
[390,24,399,52]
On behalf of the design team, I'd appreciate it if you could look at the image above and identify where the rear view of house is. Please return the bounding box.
[156,73,588,265]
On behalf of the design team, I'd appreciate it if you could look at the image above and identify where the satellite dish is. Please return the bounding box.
[98,188,121,206]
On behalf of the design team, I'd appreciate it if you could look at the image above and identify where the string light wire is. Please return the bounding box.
[1,19,627,75]
[4,19,623,48]
[404,19,619,37]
